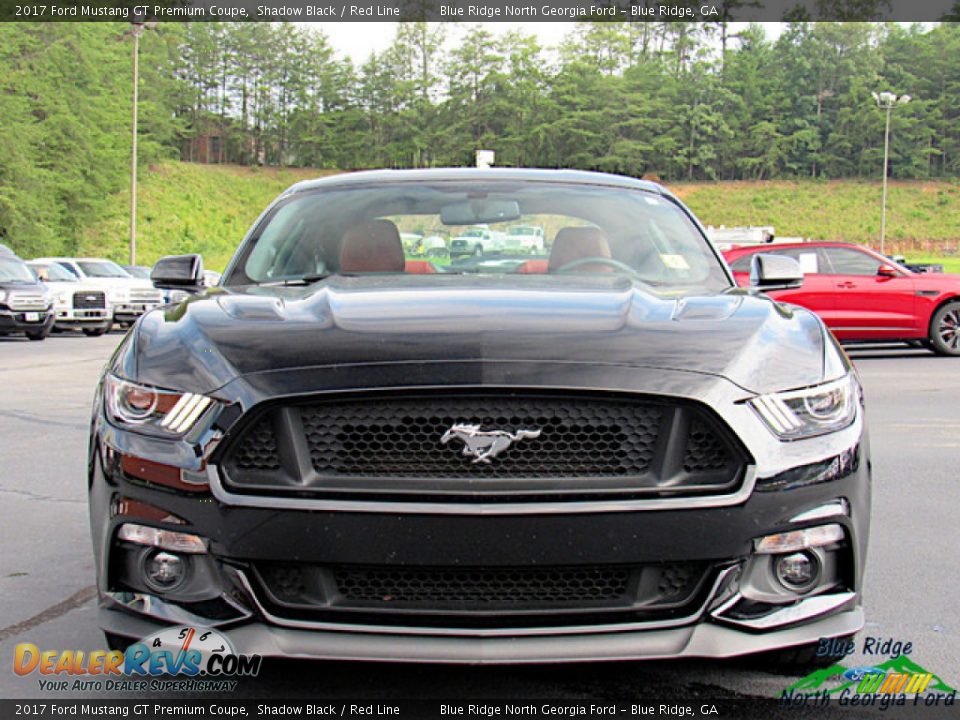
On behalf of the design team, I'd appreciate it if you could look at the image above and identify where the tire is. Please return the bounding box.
[749,634,856,674]
[83,326,108,337]
[26,327,50,341]
[119,321,133,329]
[103,632,134,652]
[928,301,960,356]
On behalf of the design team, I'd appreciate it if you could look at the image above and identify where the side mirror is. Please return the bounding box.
[749,254,803,291]
[877,264,897,278]
[151,254,204,292]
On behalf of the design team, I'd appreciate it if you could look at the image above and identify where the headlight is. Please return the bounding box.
[104,374,215,436]
[0,289,7,304]
[56,290,71,304]
[749,374,859,440]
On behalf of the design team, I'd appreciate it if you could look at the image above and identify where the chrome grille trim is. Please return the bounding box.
[207,465,757,515]
[233,566,740,637]
[8,292,47,311]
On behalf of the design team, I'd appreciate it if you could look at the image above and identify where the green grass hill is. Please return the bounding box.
[79,163,960,272]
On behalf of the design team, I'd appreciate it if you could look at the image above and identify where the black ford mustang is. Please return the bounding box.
[89,169,869,665]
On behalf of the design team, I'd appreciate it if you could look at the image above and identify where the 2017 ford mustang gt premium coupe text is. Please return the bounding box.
[88,169,869,666]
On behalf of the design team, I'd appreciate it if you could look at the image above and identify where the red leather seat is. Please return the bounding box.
[404,260,437,274]
[548,228,613,273]
[515,259,549,274]
[340,220,405,273]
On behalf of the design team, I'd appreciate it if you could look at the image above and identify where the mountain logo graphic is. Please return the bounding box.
[784,655,956,697]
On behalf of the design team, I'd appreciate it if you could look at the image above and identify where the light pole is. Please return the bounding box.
[120,21,156,266]
[872,91,911,256]
[129,23,142,267]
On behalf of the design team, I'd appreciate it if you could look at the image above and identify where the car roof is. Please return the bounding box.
[724,241,869,256]
[33,257,118,262]
[285,168,669,197]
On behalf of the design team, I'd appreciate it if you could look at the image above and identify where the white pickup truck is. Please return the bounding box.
[502,225,546,254]
[34,257,164,327]
[449,226,506,258]
[27,260,113,336]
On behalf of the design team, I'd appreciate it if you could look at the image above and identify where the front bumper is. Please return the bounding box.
[112,302,162,321]
[100,596,863,663]
[88,364,870,663]
[0,308,55,333]
[54,306,112,328]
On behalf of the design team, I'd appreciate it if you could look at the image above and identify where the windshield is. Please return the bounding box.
[227,181,730,295]
[124,266,152,279]
[0,258,37,283]
[29,262,77,282]
[78,261,131,278]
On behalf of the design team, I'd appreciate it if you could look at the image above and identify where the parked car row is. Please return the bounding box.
[0,245,218,342]
[450,224,546,258]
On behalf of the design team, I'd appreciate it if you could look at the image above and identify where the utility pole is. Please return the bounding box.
[130,23,142,266]
[872,91,911,256]
[120,20,156,266]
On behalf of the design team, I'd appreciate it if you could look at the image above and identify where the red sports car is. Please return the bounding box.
[724,241,960,355]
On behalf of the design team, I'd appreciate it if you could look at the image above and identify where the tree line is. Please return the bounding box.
[1,21,958,257]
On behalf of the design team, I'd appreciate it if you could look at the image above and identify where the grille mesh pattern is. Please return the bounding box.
[8,292,47,311]
[681,420,730,473]
[301,395,663,479]
[129,288,162,303]
[233,418,281,471]
[73,291,106,309]
[224,392,744,498]
[333,566,631,605]
[657,563,699,599]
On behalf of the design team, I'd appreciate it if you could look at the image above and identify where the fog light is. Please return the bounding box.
[775,551,819,591]
[142,550,186,592]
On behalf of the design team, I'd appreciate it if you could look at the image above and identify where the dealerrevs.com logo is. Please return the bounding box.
[13,626,262,692]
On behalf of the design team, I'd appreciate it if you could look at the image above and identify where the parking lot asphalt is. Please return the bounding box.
[0,332,957,704]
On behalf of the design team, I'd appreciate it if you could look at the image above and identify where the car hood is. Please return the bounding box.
[128,275,828,396]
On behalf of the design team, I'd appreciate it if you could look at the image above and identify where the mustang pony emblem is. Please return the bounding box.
[440,424,542,464]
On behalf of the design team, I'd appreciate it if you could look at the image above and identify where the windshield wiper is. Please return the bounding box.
[258,274,332,287]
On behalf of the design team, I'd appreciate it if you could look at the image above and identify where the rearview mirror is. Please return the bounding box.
[151,254,204,292]
[749,254,803,291]
[440,199,521,226]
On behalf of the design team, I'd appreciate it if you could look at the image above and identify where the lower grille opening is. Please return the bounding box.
[250,561,714,628]
[332,566,633,607]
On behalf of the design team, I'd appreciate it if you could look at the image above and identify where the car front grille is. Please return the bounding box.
[73,291,106,309]
[220,391,747,502]
[8,292,47,311]
[252,561,711,626]
[128,288,162,303]
[302,395,661,479]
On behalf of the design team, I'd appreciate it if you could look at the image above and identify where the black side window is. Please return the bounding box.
[56,261,79,277]
[822,248,880,276]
